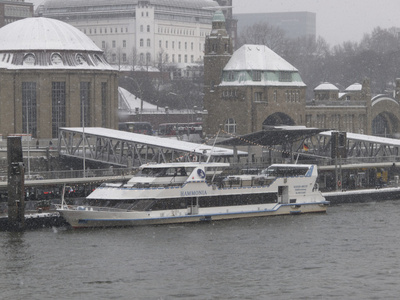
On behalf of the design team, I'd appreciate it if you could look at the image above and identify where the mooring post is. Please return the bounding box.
[7,136,25,231]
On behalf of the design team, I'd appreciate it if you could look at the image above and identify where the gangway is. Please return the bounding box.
[302,131,400,160]
[58,127,245,167]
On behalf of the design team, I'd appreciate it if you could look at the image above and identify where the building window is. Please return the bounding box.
[112,40,116,48]
[279,72,291,82]
[165,41,168,48]
[178,42,181,49]
[80,82,91,127]
[165,54,169,63]
[51,82,66,138]
[254,92,264,102]
[101,83,107,127]
[225,118,236,134]
[191,42,193,50]
[185,42,187,50]
[184,55,187,63]
[172,54,175,63]
[191,55,194,63]
[147,39,151,47]
[172,41,175,49]
[140,39,144,47]
[306,114,312,127]
[123,40,126,48]
[159,40,162,48]
[273,90,277,102]
[112,53,116,62]
[147,25,150,32]
[252,70,261,81]
[146,53,151,64]
[22,82,37,138]
[178,54,181,63]
[122,53,127,62]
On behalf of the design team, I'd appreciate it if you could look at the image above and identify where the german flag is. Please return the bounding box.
[303,143,309,151]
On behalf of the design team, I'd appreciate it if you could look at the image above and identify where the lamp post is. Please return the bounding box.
[82,97,86,178]
[168,92,190,123]
[26,99,31,178]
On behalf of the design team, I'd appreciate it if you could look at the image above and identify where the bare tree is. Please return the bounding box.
[237,21,286,52]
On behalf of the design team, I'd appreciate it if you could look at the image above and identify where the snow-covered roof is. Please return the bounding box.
[345,83,362,92]
[0,17,101,52]
[0,17,114,71]
[118,87,159,111]
[314,82,339,91]
[60,127,245,157]
[41,0,218,10]
[371,94,399,107]
[224,44,298,71]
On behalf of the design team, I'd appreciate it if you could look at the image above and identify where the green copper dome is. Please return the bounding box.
[212,10,225,22]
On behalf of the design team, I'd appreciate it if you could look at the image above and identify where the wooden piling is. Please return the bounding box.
[7,136,25,231]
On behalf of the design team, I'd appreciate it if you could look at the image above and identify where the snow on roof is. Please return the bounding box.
[371,95,399,107]
[42,0,218,10]
[223,44,298,71]
[118,87,159,111]
[60,127,246,156]
[0,17,101,52]
[320,130,400,146]
[314,82,339,91]
[345,83,362,92]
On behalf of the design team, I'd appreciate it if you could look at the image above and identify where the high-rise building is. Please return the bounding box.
[0,0,33,28]
[37,0,220,67]
[235,11,316,41]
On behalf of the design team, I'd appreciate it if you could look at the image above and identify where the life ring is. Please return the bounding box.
[337,180,341,188]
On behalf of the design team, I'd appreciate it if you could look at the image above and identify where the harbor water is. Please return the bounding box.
[2,201,400,299]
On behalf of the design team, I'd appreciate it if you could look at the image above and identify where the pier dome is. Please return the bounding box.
[0,17,100,52]
[0,17,118,139]
[0,17,112,70]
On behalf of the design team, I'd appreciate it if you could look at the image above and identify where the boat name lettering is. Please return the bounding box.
[180,190,207,196]
[294,185,307,188]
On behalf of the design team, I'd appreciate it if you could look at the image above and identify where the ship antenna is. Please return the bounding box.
[206,125,222,163]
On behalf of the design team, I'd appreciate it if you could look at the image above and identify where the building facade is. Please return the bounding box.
[0,17,119,139]
[37,0,219,68]
[204,11,307,136]
[235,11,316,41]
[204,11,400,138]
[0,0,33,28]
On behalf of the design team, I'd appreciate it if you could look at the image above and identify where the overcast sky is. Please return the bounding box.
[233,0,400,46]
[30,0,400,46]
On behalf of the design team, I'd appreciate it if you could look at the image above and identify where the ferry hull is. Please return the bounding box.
[58,202,329,229]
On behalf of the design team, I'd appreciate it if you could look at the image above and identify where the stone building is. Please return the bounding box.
[204,10,306,136]
[203,11,400,138]
[0,17,119,139]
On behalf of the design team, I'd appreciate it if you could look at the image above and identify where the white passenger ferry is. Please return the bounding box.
[57,162,329,228]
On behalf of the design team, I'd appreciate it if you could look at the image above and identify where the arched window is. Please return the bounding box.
[140,39,144,47]
[225,118,236,134]
[147,39,151,47]
[147,25,150,32]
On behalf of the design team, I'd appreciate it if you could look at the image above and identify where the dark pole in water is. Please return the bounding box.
[7,136,25,231]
